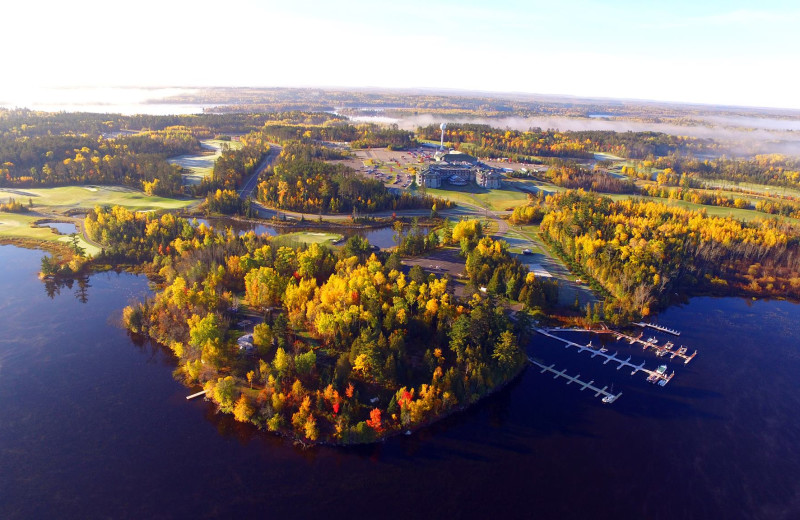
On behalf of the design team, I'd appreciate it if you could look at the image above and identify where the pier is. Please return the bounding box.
[534,328,675,385]
[606,330,697,364]
[633,322,681,336]
[186,389,207,400]
[527,358,622,403]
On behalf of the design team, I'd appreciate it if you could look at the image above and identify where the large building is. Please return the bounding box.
[416,150,503,189]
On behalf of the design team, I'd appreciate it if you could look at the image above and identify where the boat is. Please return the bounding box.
[658,371,675,387]
[648,365,668,384]
[602,385,617,403]
[647,336,658,344]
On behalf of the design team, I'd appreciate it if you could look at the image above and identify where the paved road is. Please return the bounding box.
[238,144,282,200]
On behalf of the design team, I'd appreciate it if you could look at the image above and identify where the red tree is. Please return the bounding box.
[366,408,383,432]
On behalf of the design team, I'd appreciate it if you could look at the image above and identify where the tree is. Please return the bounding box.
[273,347,292,378]
[244,266,283,309]
[492,330,519,372]
[366,408,383,432]
[233,393,255,423]
[208,376,237,413]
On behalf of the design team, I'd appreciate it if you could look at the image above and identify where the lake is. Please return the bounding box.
[0,243,798,519]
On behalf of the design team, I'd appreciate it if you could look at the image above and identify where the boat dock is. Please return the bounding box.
[633,322,681,336]
[607,330,697,364]
[534,328,676,386]
[527,358,622,403]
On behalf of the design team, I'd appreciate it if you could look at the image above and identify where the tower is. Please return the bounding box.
[439,122,447,150]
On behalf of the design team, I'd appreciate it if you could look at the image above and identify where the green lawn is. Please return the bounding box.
[169,139,242,186]
[428,184,530,212]
[0,212,101,256]
[1,186,193,214]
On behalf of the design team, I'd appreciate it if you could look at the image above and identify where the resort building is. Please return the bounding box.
[415,150,504,189]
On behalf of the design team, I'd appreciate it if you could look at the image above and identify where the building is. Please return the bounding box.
[416,150,503,189]
[435,150,478,164]
[237,334,255,352]
[475,169,503,189]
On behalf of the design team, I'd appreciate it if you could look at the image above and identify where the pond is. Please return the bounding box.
[37,221,77,235]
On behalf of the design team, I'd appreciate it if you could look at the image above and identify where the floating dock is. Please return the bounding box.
[527,358,622,403]
[534,329,673,385]
[633,322,681,336]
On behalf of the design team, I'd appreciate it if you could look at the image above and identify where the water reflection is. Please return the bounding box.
[43,274,91,303]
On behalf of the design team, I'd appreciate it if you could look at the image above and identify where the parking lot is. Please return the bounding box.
[330,147,440,190]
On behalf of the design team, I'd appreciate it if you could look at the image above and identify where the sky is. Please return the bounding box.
[3,0,800,109]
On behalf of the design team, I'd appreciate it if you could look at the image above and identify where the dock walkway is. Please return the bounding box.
[527,358,622,403]
[633,322,681,336]
[607,330,696,364]
[534,328,674,385]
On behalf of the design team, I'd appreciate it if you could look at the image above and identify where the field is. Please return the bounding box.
[1,186,194,214]
[0,212,101,256]
[169,139,242,185]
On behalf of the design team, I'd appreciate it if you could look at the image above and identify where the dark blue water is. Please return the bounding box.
[1,244,799,519]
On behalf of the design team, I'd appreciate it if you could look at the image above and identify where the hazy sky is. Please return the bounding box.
[3,0,800,109]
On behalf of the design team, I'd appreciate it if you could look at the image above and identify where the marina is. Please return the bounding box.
[534,328,675,385]
[605,330,697,364]
[527,358,622,403]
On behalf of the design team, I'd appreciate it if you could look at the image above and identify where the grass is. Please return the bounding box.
[169,139,242,186]
[1,186,193,214]
[0,212,101,256]
[702,180,800,200]
[428,184,530,212]
[271,231,342,248]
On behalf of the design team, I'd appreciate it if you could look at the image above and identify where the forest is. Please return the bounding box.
[540,191,800,322]
[0,126,197,195]
[416,124,719,162]
[650,154,800,190]
[77,206,553,444]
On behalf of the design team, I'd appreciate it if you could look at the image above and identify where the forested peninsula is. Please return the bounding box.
[88,206,555,444]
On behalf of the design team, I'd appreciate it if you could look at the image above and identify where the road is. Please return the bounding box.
[238,144,282,200]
